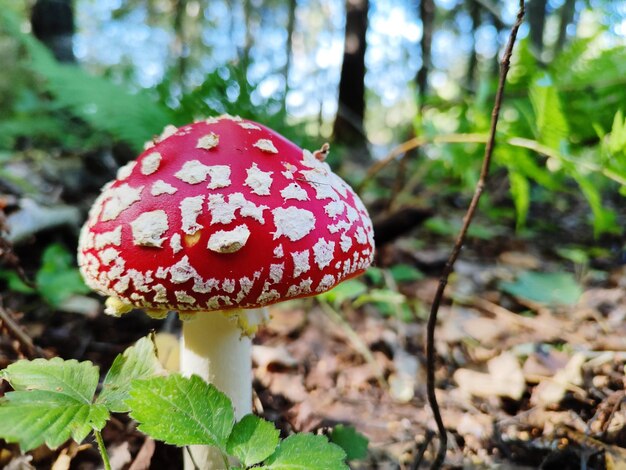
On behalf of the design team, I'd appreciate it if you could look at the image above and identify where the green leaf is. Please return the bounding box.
[389,264,424,283]
[98,335,165,413]
[529,74,569,150]
[36,243,90,307]
[500,271,583,306]
[260,434,348,470]
[226,415,280,466]
[0,10,174,152]
[508,170,530,230]
[0,358,107,450]
[329,425,368,460]
[317,280,368,307]
[127,374,234,449]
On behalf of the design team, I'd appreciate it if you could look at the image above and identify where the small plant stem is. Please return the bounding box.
[319,300,387,389]
[94,430,112,470]
[422,2,526,469]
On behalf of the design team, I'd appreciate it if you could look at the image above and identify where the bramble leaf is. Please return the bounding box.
[329,425,369,460]
[260,433,348,469]
[0,358,107,450]
[127,374,234,449]
[226,415,279,466]
[98,335,165,413]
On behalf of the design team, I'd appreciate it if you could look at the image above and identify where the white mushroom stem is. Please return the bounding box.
[181,309,266,470]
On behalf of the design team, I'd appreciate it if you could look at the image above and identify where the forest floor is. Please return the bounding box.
[2,198,626,470]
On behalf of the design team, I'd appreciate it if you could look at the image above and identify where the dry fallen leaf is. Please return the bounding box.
[454,352,526,400]
[530,353,586,407]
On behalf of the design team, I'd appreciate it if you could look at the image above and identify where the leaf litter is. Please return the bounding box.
[2,211,626,468]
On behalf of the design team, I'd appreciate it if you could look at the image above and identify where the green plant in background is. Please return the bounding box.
[0,335,366,469]
[0,243,90,308]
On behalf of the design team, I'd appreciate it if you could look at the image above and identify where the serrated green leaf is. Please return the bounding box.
[226,415,279,466]
[500,271,582,306]
[98,335,165,413]
[128,374,234,449]
[529,74,569,150]
[508,170,530,230]
[0,358,106,450]
[260,434,348,470]
[329,425,369,460]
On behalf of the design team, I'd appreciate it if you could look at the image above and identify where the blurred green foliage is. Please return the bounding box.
[0,243,89,307]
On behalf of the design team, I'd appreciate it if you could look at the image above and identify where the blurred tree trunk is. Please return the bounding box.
[282,0,297,110]
[173,0,188,88]
[555,0,576,55]
[528,0,547,57]
[30,0,75,62]
[242,0,254,70]
[465,0,481,92]
[332,0,369,159]
[415,0,435,104]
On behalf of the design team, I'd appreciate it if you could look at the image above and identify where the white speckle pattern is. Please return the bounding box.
[245,163,273,195]
[175,160,213,184]
[116,161,136,180]
[253,139,278,154]
[94,226,123,249]
[141,152,161,175]
[340,233,353,252]
[170,256,198,284]
[272,207,315,241]
[153,284,168,303]
[207,224,251,253]
[170,233,183,253]
[101,184,144,221]
[300,169,339,200]
[151,180,177,196]
[130,210,169,247]
[317,274,336,292]
[99,248,120,265]
[292,250,310,277]
[239,122,261,130]
[196,132,219,150]
[269,263,284,283]
[313,238,335,269]
[206,165,231,189]
[180,196,205,235]
[287,278,312,297]
[355,227,367,244]
[324,200,345,218]
[257,289,280,304]
[159,125,178,141]
[280,182,309,201]
[273,244,284,258]
[175,291,196,304]
[208,193,268,224]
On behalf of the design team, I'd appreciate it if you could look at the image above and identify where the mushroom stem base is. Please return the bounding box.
[181,310,257,470]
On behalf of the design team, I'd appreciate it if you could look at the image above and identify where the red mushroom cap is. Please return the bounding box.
[78,116,375,317]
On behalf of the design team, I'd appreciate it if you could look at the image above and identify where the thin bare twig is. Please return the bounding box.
[0,299,49,359]
[422,3,526,468]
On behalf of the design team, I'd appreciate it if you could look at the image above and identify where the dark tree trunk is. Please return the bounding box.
[528,0,547,56]
[332,0,369,154]
[30,0,75,62]
[555,0,576,55]
[415,0,435,103]
[173,0,188,88]
[282,0,297,109]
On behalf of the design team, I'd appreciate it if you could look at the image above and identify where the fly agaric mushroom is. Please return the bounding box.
[77,115,375,468]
